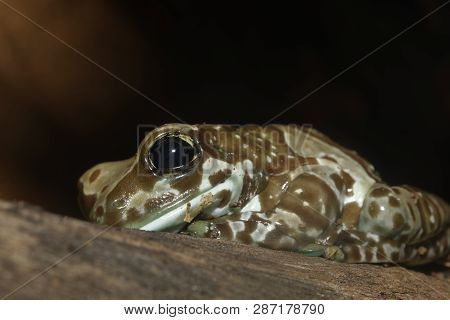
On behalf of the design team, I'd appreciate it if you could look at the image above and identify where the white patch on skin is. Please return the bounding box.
[369,247,377,263]
[251,222,275,242]
[243,159,254,179]
[239,211,253,221]
[241,197,261,212]
[273,208,305,228]
[305,228,321,238]
[430,214,435,224]
[128,190,152,212]
[359,247,366,262]
[278,236,296,248]
[154,179,180,195]
[349,233,362,241]
[266,156,272,164]
[382,243,397,261]
[230,221,245,239]
[366,232,380,242]
[200,158,232,190]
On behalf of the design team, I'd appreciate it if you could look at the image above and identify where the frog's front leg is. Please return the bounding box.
[187,211,300,251]
[186,211,346,260]
[187,172,343,255]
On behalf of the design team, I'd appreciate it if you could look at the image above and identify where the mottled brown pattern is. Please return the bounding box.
[78,124,449,265]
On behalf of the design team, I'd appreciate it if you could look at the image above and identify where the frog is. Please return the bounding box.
[78,124,449,265]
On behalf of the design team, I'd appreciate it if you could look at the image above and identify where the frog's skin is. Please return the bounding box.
[78,124,449,265]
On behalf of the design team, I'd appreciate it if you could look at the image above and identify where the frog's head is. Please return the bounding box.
[78,124,271,231]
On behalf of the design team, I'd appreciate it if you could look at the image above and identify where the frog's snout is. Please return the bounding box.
[78,167,100,218]
[78,158,136,223]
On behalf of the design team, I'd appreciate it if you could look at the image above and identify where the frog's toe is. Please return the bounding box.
[186,220,222,239]
[299,244,345,261]
[324,245,345,262]
[186,221,209,236]
[298,243,326,257]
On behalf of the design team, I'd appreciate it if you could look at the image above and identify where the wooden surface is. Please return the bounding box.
[0,200,448,299]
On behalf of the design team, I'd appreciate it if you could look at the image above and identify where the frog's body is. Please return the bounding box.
[78,124,449,265]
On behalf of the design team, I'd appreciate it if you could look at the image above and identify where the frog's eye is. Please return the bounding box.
[146,133,202,176]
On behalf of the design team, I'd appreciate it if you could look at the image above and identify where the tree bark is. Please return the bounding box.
[0,200,448,299]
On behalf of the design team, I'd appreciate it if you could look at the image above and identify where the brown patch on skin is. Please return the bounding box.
[342,202,361,228]
[365,248,373,262]
[368,201,380,218]
[389,196,400,207]
[171,157,204,192]
[330,173,344,192]
[214,223,233,240]
[278,173,339,230]
[126,208,141,222]
[416,195,432,237]
[233,172,267,209]
[304,157,319,165]
[103,211,122,226]
[418,246,427,255]
[407,203,416,223]
[371,186,390,198]
[106,164,157,207]
[80,194,97,216]
[89,169,101,183]
[391,251,400,262]
[392,188,401,195]
[393,213,405,230]
[340,170,355,196]
[235,221,258,244]
[376,245,386,261]
[262,228,294,250]
[321,155,338,163]
[345,245,362,262]
[144,192,176,211]
[216,189,232,208]
[95,206,104,218]
[259,174,289,212]
[101,185,109,193]
[208,169,231,186]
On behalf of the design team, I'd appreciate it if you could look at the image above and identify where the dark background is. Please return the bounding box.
[0,0,449,219]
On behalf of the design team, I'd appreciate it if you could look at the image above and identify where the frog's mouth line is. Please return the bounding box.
[126,176,239,232]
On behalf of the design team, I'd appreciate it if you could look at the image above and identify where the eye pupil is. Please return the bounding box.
[148,135,199,175]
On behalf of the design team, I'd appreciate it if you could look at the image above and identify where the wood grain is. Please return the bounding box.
[0,200,448,299]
